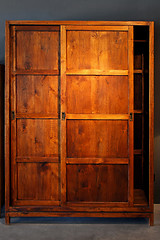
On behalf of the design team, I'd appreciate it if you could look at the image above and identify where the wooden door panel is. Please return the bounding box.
[66,76,128,114]
[67,164,128,202]
[17,162,60,201]
[17,75,59,115]
[16,31,59,71]
[67,120,128,158]
[64,26,134,205]
[17,119,58,157]
[66,31,128,71]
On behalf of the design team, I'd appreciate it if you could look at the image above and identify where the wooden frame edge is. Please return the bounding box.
[149,21,154,212]
[5,21,10,212]
[5,20,151,26]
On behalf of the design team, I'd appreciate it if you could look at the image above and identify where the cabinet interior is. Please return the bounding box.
[133,26,149,206]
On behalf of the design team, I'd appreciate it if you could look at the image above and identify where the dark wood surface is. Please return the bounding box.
[0,65,4,215]
[5,21,154,225]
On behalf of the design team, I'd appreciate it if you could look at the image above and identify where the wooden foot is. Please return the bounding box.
[149,214,154,226]
[5,214,10,225]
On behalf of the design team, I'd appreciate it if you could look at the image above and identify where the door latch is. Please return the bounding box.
[11,111,15,120]
[130,112,133,121]
[62,112,65,120]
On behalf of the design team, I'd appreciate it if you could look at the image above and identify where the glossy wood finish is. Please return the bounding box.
[67,164,128,202]
[16,30,59,71]
[67,120,128,158]
[66,76,128,114]
[5,21,154,225]
[66,30,128,71]
[0,65,4,215]
[9,25,61,208]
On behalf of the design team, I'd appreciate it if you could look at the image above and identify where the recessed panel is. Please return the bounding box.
[17,75,59,115]
[17,119,58,157]
[67,164,128,202]
[16,31,59,70]
[66,76,128,114]
[17,163,60,200]
[67,120,128,158]
[67,31,128,71]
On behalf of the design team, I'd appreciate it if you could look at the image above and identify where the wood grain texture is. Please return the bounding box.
[66,164,128,202]
[67,120,128,158]
[17,162,60,201]
[66,158,129,164]
[66,76,128,114]
[5,21,154,224]
[149,22,154,211]
[60,26,67,204]
[16,30,59,71]
[0,65,4,213]
[128,26,134,206]
[66,30,128,71]
[17,119,59,157]
[17,75,59,115]
[6,20,151,26]
[5,21,11,212]
[66,114,129,120]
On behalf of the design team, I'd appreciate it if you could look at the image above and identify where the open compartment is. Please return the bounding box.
[133,26,149,206]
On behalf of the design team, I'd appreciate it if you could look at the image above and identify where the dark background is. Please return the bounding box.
[0,0,159,203]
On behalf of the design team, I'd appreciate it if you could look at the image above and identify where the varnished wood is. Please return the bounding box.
[17,163,60,202]
[5,21,154,224]
[65,25,129,31]
[134,189,148,206]
[66,30,128,72]
[12,69,59,75]
[0,65,4,214]
[67,120,128,158]
[5,21,10,213]
[6,20,151,26]
[16,113,59,119]
[66,164,128,202]
[134,69,143,74]
[7,204,153,213]
[66,158,129,164]
[5,214,10,225]
[149,213,154,226]
[5,211,152,220]
[128,26,134,206]
[149,22,154,211]
[16,75,59,116]
[60,26,67,204]
[66,76,128,114]
[16,157,59,163]
[16,30,59,71]
[15,25,60,31]
[66,69,128,76]
[66,114,129,120]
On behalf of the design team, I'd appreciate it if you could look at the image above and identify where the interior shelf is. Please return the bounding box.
[134,110,143,114]
[134,149,142,155]
[134,69,143,74]
[134,40,148,43]
[134,189,148,206]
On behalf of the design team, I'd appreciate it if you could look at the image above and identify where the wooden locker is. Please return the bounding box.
[5,21,154,225]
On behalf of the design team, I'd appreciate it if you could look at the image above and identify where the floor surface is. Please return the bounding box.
[0,205,160,240]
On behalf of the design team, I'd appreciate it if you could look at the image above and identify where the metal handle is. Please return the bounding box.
[62,112,65,120]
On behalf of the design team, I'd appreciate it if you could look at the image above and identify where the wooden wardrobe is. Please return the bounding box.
[5,21,154,224]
